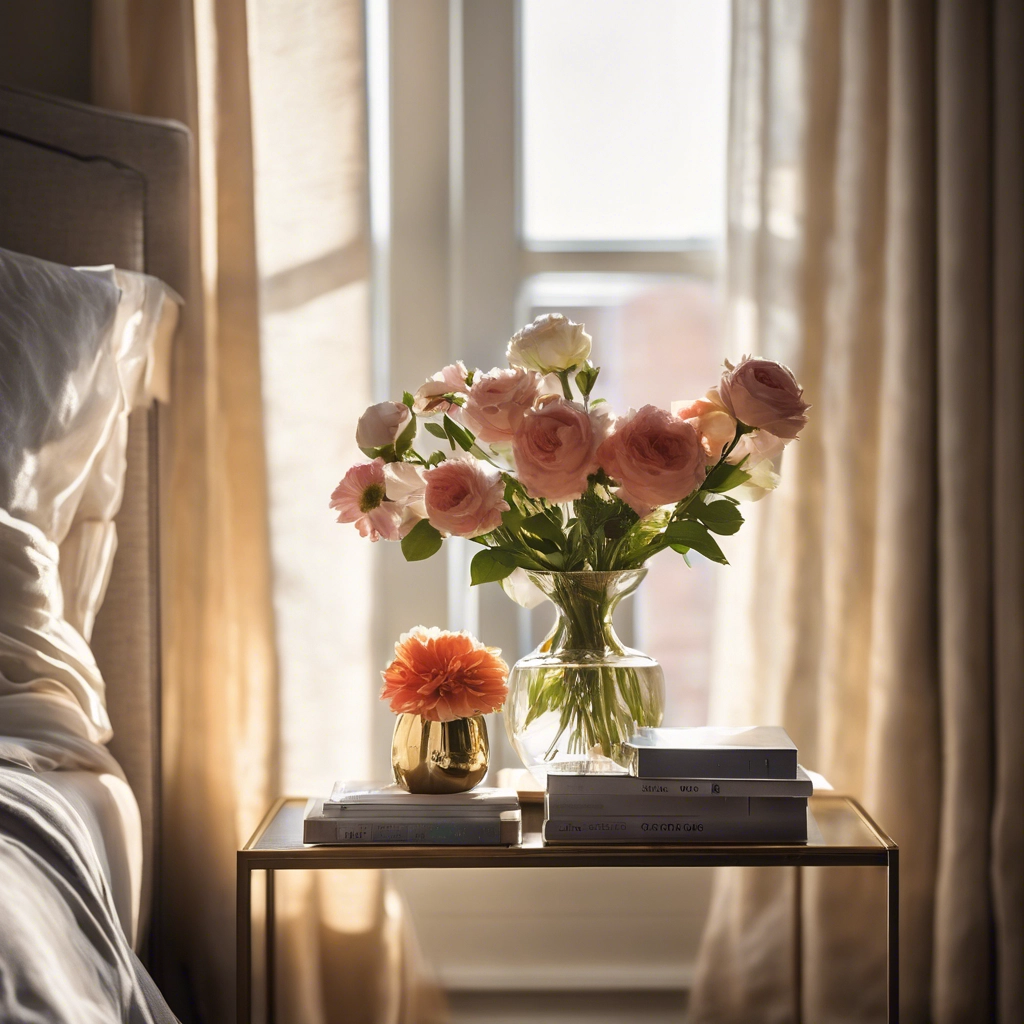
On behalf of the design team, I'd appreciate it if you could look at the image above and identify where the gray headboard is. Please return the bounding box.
[0,85,189,949]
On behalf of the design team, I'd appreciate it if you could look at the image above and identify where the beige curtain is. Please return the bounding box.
[693,1,1022,1022]
[91,2,445,1021]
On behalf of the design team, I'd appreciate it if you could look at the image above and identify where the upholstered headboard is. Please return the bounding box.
[0,85,189,946]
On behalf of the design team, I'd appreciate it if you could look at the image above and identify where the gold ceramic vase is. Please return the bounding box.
[391,713,489,794]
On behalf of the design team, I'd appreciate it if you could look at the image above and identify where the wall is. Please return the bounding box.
[0,0,92,102]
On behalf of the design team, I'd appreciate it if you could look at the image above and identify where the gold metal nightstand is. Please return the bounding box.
[237,793,898,1023]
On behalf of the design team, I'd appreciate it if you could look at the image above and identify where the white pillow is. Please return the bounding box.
[0,247,178,763]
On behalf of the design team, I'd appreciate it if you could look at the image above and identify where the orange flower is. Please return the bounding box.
[381,627,509,722]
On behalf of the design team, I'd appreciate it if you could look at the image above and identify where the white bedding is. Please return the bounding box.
[0,248,179,1020]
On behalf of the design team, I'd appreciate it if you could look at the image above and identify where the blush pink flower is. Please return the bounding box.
[511,396,603,502]
[330,458,404,541]
[718,357,809,439]
[672,395,737,461]
[423,458,509,538]
[381,626,509,722]
[461,367,552,443]
[597,405,706,516]
[413,361,471,417]
[355,400,412,450]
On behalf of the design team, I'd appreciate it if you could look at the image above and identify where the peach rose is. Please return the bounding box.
[413,361,470,416]
[511,396,603,502]
[672,395,737,461]
[424,458,509,537]
[718,357,809,439]
[462,367,552,443]
[381,626,509,722]
[355,400,412,450]
[597,405,706,516]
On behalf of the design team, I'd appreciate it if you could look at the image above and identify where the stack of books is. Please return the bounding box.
[542,726,811,844]
[303,782,521,845]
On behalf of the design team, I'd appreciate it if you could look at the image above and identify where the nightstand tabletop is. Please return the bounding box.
[239,793,895,870]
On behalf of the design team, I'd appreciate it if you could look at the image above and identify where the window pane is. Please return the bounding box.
[520,0,731,246]
[519,273,724,726]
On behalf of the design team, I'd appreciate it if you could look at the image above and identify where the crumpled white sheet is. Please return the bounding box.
[0,768,176,1023]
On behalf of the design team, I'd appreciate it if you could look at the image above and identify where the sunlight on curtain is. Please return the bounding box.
[250,0,373,792]
[248,3,419,1022]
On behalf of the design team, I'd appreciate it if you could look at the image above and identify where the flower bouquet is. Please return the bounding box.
[333,314,809,774]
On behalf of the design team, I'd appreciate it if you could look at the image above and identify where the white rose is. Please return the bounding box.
[356,401,412,449]
[500,567,548,609]
[506,313,592,374]
[384,461,428,529]
[727,429,787,501]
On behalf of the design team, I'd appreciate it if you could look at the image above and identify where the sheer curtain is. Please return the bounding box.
[692,1,1022,1022]
[92,1,444,1021]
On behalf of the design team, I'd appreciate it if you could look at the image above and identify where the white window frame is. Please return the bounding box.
[369,0,720,993]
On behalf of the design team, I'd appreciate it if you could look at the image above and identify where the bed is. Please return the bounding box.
[0,84,187,1019]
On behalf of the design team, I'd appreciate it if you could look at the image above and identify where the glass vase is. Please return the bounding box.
[504,569,665,778]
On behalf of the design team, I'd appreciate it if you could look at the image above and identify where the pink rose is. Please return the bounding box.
[424,458,510,538]
[597,405,706,516]
[672,395,737,461]
[356,401,412,450]
[330,459,404,541]
[718,357,809,439]
[511,397,603,503]
[462,367,552,443]
[413,361,470,416]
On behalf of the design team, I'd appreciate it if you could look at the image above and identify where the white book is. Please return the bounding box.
[547,765,813,800]
[546,793,809,820]
[304,800,521,845]
[626,726,798,779]
[543,809,808,845]
[323,783,519,818]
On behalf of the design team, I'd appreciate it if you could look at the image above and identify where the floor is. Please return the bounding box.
[447,989,689,1024]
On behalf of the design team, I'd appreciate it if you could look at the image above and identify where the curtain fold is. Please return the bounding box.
[693,1,1022,1022]
[91,2,446,1021]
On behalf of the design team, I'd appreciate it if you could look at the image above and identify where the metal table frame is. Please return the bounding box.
[238,794,898,1023]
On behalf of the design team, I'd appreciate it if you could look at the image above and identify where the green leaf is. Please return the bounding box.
[443,415,475,451]
[690,496,744,535]
[359,443,399,462]
[574,362,601,397]
[402,391,415,409]
[425,450,446,467]
[424,422,447,439]
[669,544,693,567]
[704,462,751,493]
[522,512,565,546]
[394,412,418,456]
[401,519,443,561]
[470,548,518,585]
[664,520,729,564]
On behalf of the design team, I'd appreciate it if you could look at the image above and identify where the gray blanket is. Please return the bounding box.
[0,769,178,1023]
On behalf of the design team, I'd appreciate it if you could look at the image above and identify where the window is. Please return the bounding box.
[520,0,730,247]
[379,0,732,993]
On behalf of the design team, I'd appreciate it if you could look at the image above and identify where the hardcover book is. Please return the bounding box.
[323,783,519,818]
[546,765,813,800]
[625,726,799,779]
[543,801,808,844]
[546,793,810,821]
[304,800,522,845]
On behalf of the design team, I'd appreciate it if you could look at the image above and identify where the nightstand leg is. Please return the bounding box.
[266,869,276,1024]
[237,857,251,1024]
[887,850,899,1022]
[793,864,803,1024]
